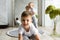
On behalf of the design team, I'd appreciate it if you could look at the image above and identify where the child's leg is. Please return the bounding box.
[28,34,35,40]
[23,36,30,40]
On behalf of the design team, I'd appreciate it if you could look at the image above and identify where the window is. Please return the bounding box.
[44,0,60,28]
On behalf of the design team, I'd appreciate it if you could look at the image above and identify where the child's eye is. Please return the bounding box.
[27,20,29,22]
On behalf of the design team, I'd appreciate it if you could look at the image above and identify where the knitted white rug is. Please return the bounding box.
[6,28,44,38]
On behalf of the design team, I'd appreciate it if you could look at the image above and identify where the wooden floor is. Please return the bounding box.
[0,27,18,40]
[0,27,53,40]
[0,27,60,40]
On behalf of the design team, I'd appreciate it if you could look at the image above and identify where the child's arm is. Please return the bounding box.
[18,26,23,40]
[18,34,23,40]
[31,24,40,40]
[34,34,40,40]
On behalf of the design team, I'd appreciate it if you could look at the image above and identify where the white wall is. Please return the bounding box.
[0,0,14,26]
[6,0,14,26]
[0,0,8,25]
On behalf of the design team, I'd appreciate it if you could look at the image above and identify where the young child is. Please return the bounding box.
[18,11,40,40]
[25,3,38,28]
[28,2,35,15]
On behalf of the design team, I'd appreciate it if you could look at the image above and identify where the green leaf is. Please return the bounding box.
[49,10,56,19]
[45,5,60,19]
[45,5,55,14]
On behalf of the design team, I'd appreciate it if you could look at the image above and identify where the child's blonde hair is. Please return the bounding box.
[28,2,34,8]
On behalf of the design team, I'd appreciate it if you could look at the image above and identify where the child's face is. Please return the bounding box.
[21,15,32,27]
[30,3,34,8]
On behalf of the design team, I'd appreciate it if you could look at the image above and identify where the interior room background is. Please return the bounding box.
[0,0,60,29]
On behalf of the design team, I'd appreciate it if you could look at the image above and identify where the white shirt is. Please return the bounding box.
[18,23,39,37]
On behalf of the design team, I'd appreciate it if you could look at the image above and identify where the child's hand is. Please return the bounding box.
[29,39,32,40]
